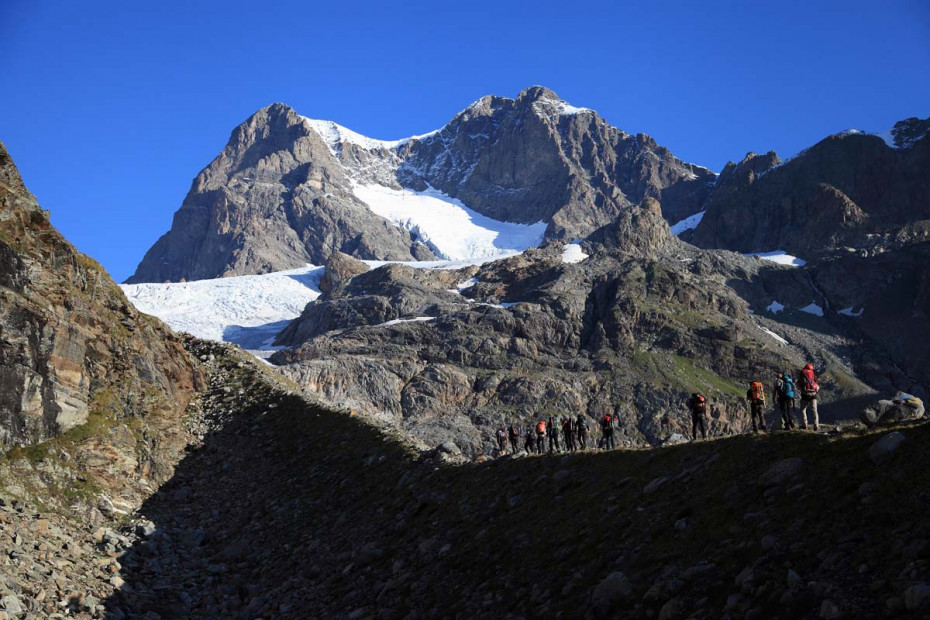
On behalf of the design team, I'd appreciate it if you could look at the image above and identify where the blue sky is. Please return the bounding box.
[2,0,928,282]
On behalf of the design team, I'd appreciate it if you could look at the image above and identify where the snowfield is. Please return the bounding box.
[121,255,518,356]
[353,183,546,261]
[121,266,324,356]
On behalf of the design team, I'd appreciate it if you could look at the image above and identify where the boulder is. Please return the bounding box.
[905,584,930,611]
[860,392,924,427]
[759,458,803,487]
[319,252,370,294]
[590,571,632,618]
[869,432,906,465]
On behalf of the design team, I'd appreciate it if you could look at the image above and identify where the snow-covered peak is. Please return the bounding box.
[301,117,438,153]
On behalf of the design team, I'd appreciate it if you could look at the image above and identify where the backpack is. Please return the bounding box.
[750,381,765,404]
[693,395,706,412]
[800,368,819,398]
[782,376,796,399]
[536,421,546,436]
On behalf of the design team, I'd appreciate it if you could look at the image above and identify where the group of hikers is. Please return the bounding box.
[495,413,622,455]
[494,362,824,455]
[689,362,822,439]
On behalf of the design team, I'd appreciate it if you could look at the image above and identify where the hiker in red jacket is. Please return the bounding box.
[535,420,547,454]
[797,363,820,430]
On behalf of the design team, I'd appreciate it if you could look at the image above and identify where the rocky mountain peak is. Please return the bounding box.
[516,85,562,103]
[890,116,930,149]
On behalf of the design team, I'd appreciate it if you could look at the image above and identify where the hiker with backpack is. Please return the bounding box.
[600,414,616,450]
[548,415,560,453]
[562,416,575,452]
[496,426,508,454]
[797,363,820,430]
[774,372,797,430]
[535,420,547,454]
[746,381,767,432]
[687,393,707,440]
[576,415,589,450]
[524,427,536,454]
[508,423,520,453]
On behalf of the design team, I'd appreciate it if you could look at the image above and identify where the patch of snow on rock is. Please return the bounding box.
[561,243,589,264]
[745,250,807,267]
[765,301,785,314]
[839,306,864,317]
[799,303,824,317]
[670,210,705,235]
[353,183,546,261]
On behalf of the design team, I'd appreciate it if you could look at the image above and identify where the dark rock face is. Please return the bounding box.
[691,127,930,256]
[0,141,203,446]
[398,86,715,237]
[129,88,715,283]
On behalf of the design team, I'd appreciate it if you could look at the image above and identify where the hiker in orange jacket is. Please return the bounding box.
[746,381,767,432]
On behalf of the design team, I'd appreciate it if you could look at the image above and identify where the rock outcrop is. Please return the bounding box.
[271,240,874,455]
[0,141,203,447]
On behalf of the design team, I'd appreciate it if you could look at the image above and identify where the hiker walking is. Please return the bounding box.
[496,426,508,453]
[687,393,707,440]
[774,373,797,430]
[508,423,520,453]
[600,413,616,450]
[562,417,575,452]
[535,420,547,454]
[524,427,536,454]
[576,415,589,450]
[747,381,767,432]
[548,415,560,453]
[797,363,820,430]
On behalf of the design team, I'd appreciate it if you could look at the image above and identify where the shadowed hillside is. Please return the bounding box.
[97,341,930,619]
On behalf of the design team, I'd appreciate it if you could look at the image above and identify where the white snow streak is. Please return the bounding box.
[745,250,807,267]
[758,325,789,345]
[838,306,864,317]
[376,317,435,327]
[765,301,785,314]
[669,210,705,235]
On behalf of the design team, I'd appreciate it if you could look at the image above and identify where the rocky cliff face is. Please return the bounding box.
[129,87,714,283]
[0,141,203,447]
[692,122,930,256]
[397,86,715,235]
